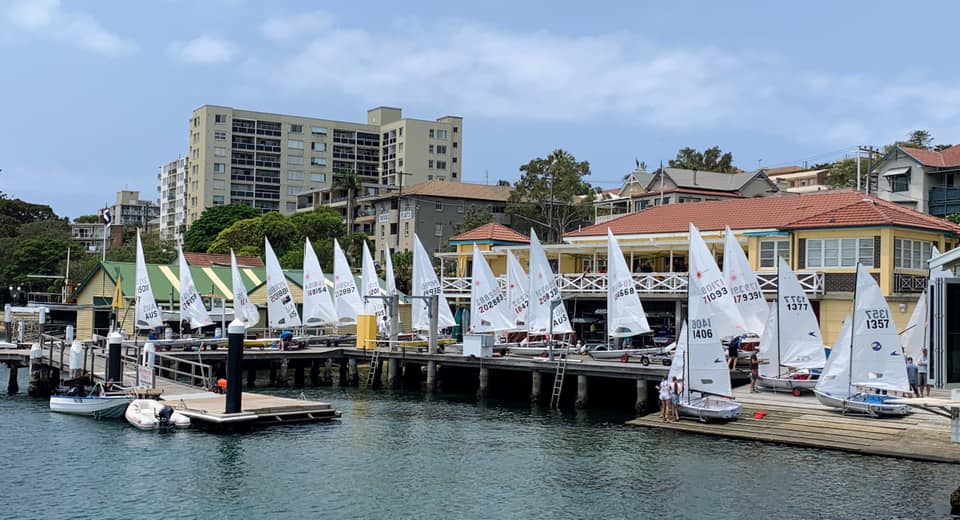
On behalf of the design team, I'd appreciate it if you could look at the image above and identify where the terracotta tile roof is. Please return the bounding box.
[450,223,530,243]
[764,165,806,176]
[565,190,960,238]
[900,145,960,167]
[182,252,264,268]
[397,181,512,202]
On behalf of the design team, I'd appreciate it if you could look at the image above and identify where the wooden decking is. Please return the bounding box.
[166,392,341,428]
[628,387,959,463]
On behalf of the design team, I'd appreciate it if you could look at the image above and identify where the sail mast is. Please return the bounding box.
[776,258,782,379]
[847,263,859,398]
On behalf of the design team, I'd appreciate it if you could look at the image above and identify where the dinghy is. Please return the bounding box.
[814,265,912,417]
[411,234,456,334]
[722,226,768,335]
[757,258,827,394]
[125,399,190,430]
[588,230,653,361]
[516,229,572,357]
[49,382,131,419]
[673,224,742,421]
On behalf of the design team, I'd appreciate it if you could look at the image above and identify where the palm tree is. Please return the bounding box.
[333,170,363,232]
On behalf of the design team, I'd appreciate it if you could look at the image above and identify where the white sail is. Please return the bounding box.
[815,316,852,397]
[901,290,927,359]
[178,246,213,329]
[722,226,768,334]
[775,257,826,370]
[687,223,735,398]
[506,250,529,329]
[411,234,456,331]
[607,229,651,337]
[526,229,572,334]
[757,302,779,378]
[361,241,388,331]
[230,249,260,328]
[134,229,162,330]
[667,322,688,395]
[301,238,337,327]
[469,246,514,332]
[849,264,910,392]
[384,246,397,295]
[332,238,363,324]
[264,237,301,328]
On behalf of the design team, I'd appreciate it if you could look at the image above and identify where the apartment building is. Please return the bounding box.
[158,157,188,241]
[111,190,160,229]
[184,105,463,226]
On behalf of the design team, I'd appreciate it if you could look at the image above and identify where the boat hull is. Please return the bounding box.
[678,396,742,421]
[758,374,819,392]
[814,390,912,417]
[50,395,131,419]
[508,346,551,357]
[125,399,191,430]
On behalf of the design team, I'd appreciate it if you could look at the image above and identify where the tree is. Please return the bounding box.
[390,250,413,294]
[333,171,364,232]
[0,198,58,238]
[452,206,494,235]
[668,146,736,172]
[825,158,859,188]
[183,204,260,253]
[106,228,176,264]
[946,214,960,225]
[74,214,101,224]
[906,130,933,149]
[508,149,593,243]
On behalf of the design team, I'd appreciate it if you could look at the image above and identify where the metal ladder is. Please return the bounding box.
[365,344,382,388]
[550,345,568,409]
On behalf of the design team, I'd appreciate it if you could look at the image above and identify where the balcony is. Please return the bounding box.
[929,187,960,217]
[440,271,825,299]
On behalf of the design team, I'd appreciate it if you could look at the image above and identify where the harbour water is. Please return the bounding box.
[1,365,957,520]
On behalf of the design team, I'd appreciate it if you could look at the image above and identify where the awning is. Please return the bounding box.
[882,166,910,177]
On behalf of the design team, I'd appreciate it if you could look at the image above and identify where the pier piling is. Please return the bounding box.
[309,360,320,386]
[268,362,278,386]
[322,358,333,385]
[387,358,399,388]
[106,332,122,383]
[477,366,489,398]
[635,379,648,411]
[225,320,244,414]
[294,363,305,388]
[426,360,437,391]
[576,375,588,408]
[246,364,256,388]
[339,359,348,387]
[531,371,542,402]
[6,363,19,395]
[348,358,359,386]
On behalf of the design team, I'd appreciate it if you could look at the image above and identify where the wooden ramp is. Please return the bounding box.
[166,392,341,429]
[628,387,958,463]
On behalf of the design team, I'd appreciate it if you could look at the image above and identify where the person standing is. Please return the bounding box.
[670,376,683,422]
[905,357,920,397]
[656,377,671,422]
[918,348,930,397]
[727,335,741,371]
[749,352,760,392]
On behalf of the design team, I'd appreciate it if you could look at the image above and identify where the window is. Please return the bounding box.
[452,171,458,179]
[404,222,409,236]
[453,126,458,133]
[428,175,434,180]
[213,163,225,173]
[452,157,458,163]
[214,147,226,157]
[398,127,403,137]
[428,160,434,169]
[286,202,297,212]
[311,157,327,167]
[437,161,447,170]
[435,201,442,212]
[434,223,443,236]
[453,141,458,149]
[215,114,227,125]
[888,173,910,192]
[213,195,225,204]
[214,131,227,141]
[311,142,326,152]
[288,171,304,181]
[437,145,447,154]
[428,144,434,154]
[311,173,326,183]
[288,139,304,150]
[287,186,302,196]
[437,129,448,140]
[288,155,304,165]
[429,129,435,139]
[289,124,303,133]
[390,223,398,235]
[457,201,465,213]
[806,238,874,268]
[213,180,225,190]
[437,176,445,181]
[381,225,385,238]
[759,240,790,268]
[311,127,327,135]
[895,238,934,269]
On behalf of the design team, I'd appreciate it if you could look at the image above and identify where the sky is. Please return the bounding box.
[3,0,960,218]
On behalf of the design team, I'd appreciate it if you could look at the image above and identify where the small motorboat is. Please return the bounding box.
[125,399,191,430]
[49,382,132,419]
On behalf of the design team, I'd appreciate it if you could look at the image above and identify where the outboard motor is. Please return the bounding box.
[156,405,174,427]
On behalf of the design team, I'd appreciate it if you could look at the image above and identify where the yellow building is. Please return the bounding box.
[440,191,960,347]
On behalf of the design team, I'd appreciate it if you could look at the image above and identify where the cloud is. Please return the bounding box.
[168,36,235,64]
[3,0,137,56]
[261,11,336,42]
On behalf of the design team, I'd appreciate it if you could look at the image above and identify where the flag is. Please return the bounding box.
[103,208,113,227]
[112,275,124,310]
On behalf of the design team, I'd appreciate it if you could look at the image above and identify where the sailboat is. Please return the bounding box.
[900,246,949,358]
[411,234,456,334]
[757,257,827,394]
[230,250,261,328]
[590,230,656,361]
[505,250,529,330]
[813,264,912,416]
[134,229,163,334]
[264,237,302,329]
[721,226,767,354]
[332,238,363,325]
[469,245,515,333]
[511,229,573,357]
[679,223,742,421]
[361,241,388,332]
[178,246,214,332]
[301,238,337,328]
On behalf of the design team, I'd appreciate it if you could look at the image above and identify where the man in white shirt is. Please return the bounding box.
[918,348,930,397]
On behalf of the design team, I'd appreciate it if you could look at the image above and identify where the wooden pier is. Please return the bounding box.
[628,386,959,463]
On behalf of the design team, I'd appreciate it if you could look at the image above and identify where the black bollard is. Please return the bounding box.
[107,332,123,383]
[225,320,245,414]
